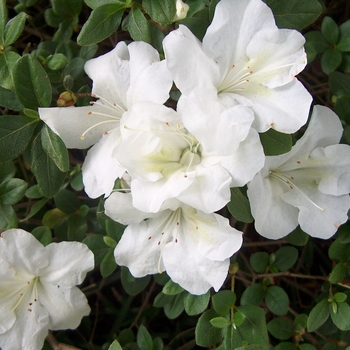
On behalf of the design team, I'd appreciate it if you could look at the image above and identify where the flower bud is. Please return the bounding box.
[57,91,77,107]
[174,0,189,21]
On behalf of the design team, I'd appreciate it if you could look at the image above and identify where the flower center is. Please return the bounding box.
[269,171,325,212]
[218,64,253,94]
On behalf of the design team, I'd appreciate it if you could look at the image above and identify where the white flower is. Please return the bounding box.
[163,0,312,133]
[114,101,264,214]
[105,192,242,295]
[39,41,172,198]
[0,229,94,350]
[174,0,189,21]
[247,106,350,239]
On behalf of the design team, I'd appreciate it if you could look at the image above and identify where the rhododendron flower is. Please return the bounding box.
[114,101,264,214]
[39,41,172,198]
[105,192,242,295]
[163,0,312,133]
[0,229,94,350]
[174,0,189,21]
[247,106,350,239]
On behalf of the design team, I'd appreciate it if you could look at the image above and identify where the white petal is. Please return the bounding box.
[181,89,254,155]
[105,192,155,225]
[203,0,276,75]
[163,25,219,94]
[39,104,120,149]
[0,229,48,277]
[219,129,265,187]
[246,27,306,88]
[38,282,90,330]
[85,41,130,109]
[127,42,172,105]
[247,172,299,239]
[281,184,350,239]
[224,79,312,133]
[39,241,94,286]
[82,129,125,198]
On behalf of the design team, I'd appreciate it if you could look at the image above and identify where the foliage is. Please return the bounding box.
[1,0,350,349]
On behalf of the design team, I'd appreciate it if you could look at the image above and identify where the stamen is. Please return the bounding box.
[270,171,325,212]
[80,119,119,140]
[91,93,126,114]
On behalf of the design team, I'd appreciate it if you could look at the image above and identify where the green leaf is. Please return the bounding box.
[274,343,298,350]
[273,246,298,271]
[330,302,350,331]
[338,20,350,52]
[0,160,15,182]
[307,298,329,332]
[0,178,27,205]
[100,250,117,277]
[178,17,209,41]
[212,290,236,316]
[31,226,52,246]
[77,4,125,46]
[0,0,7,42]
[54,189,80,214]
[259,129,292,156]
[184,291,210,316]
[334,96,350,125]
[84,0,123,9]
[234,311,245,327]
[250,252,269,273]
[0,86,23,110]
[163,292,185,319]
[121,266,151,296]
[329,262,346,284]
[42,208,68,228]
[241,284,266,306]
[321,48,342,74]
[267,317,294,340]
[329,71,350,96]
[236,305,269,350]
[127,7,151,43]
[25,184,42,199]
[153,292,173,308]
[108,339,123,350]
[227,187,253,223]
[0,201,17,229]
[329,238,350,262]
[0,51,20,90]
[83,234,110,266]
[142,0,176,25]
[4,12,27,46]
[21,198,49,222]
[13,54,52,109]
[305,31,330,54]
[321,16,339,45]
[264,0,322,30]
[137,325,153,350]
[47,53,68,70]
[41,125,69,172]
[31,134,66,198]
[162,279,184,295]
[67,213,87,241]
[195,309,223,347]
[265,286,289,315]
[210,316,231,329]
[0,115,38,162]
[51,0,83,19]
[333,292,347,303]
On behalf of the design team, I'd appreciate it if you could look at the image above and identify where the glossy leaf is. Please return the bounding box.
[127,7,151,43]
[41,124,70,172]
[77,4,125,46]
[267,317,294,340]
[195,309,223,347]
[210,317,231,329]
[0,51,20,90]
[259,129,292,156]
[273,246,298,271]
[31,226,52,246]
[0,201,17,229]
[184,290,210,316]
[137,325,153,350]
[321,16,339,45]
[265,286,289,315]
[100,250,117,278]
[0,178,27,205]
[3,12,26,46]
[108,340,123,350]
[330,302,350,331]
[250,252,269,273]
[0,115,38,162]
[143,0,176,25]
[212,290,236,316]
[54,188,80,214]
[307,298,329,332]
[162,279,184,295]
[13,54,52,109]
[163,292,185,319]
[0,86,23,110]
[227,187,254,223]
[121,266,151,296]
[83,234,111,266]
[241,284,266,306]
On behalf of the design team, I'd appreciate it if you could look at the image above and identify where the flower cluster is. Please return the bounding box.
[39,0,350,295]
[0,229,94,350]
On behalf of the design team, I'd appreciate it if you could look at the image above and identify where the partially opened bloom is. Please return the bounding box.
[247,106,350,239]
[114,101,264,214]
[39,41,172,198]
[0,229,94,350]
[163,0,312,133]
[105,192,242,295]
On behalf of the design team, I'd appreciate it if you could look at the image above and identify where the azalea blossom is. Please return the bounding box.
[163,0,312,133]
[247,106,350,239]
[0,229,94,350]
[114,101,265,214]
[105,192,242,295]
[39,41,172,198]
